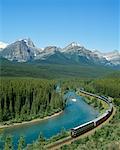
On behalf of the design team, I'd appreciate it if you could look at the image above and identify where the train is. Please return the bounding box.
[100,95,112,103]
[79,90,112,104]
[71,90,113,138]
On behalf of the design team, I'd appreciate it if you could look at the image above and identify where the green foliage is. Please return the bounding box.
[4,135,13,150]
[46,128,69,144]
[1,71,120,149]
[18,136,25,150]
[0,58,115,79]
[26,133,46,150]
[0,78,65,123]
[83,96,105,114]
[60,76,120,150]
[61,105,120,150]
[91,78,120,98]
[26,128,70,149]
[38,133,46,144]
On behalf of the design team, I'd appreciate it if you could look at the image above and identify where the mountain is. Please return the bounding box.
[0,42,8,51]
[93,50,120,66]
[1,38,40,62]
[62,42,107,65]
[35,46,61,60]
[34,42,108,65]
[0,39,120,68]
[104,50,120,66]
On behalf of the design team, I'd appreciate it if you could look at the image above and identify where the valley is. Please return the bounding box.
[1,0,119,149]
[0,41,120,149]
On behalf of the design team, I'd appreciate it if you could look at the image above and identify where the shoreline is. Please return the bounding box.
[0,111,63,130]
[78,91,109,113]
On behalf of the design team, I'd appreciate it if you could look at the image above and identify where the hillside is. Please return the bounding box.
[0,58,116,79]
[0,39,120,68]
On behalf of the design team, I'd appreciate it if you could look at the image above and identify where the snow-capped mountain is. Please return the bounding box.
[93,50,120,66]
[62,42,82,52]
[104,50,120,65]
[1,38,40,62]
[0,38,119,67]
[0,42,8,51]
[62,42,107,64]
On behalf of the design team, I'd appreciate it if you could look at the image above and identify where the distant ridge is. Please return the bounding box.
[0,38,120,68]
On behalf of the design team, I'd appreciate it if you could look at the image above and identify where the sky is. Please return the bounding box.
[0,0,119,52]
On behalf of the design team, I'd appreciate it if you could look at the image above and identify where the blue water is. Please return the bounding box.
[0,91,98,149]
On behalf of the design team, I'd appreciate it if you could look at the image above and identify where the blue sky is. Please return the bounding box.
[0,0,119,52]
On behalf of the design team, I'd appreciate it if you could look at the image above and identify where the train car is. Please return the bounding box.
[108,103,113,114]
[71,120,94,137]
[100,95,112,103]
[79,90,101,99]
[74,90,113,138]
[94,111,110,127]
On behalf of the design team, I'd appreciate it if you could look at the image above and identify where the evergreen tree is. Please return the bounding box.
[0,78,65,122]
[4,135,13,150]
[18,136,25,150]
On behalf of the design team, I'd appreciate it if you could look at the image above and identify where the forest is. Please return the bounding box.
[0,58,114,79]
[0,72,120,149]
[25,73,120,149]
[0,78,65,123]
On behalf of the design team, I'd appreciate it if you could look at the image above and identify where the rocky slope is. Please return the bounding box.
[0,39,119,67]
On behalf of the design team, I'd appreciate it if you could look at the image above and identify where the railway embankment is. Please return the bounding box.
[46,106,116,150]
[45,90,115,150]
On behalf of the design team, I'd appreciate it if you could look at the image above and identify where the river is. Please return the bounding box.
[0,91,98,149]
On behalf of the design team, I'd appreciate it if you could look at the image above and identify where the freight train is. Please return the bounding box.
[71,90,113,138]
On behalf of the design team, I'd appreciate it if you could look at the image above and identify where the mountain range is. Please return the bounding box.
[0,38,120,67]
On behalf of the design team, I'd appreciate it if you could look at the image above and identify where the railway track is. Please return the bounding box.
[46,106,116,150]
[45,136,72,150]
[45,90,116,150]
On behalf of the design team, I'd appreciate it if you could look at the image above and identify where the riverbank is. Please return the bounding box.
[0,111,63,129]
[77,91,109,115]
[46,106,116,150]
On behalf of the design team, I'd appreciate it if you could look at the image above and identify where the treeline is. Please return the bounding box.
[0,78,65,123]
[61,73,120,99]
[82,78,120,99]
[91,78,120,98]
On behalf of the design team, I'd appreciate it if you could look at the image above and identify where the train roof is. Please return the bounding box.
[72,120,94,130]
[93,111,108,122]
[79,90,99,97]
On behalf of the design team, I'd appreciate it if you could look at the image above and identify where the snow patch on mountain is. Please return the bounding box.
[0,42,8,50]
[93,50,120,65]
[1,38,40,62]
[1,38,119,67]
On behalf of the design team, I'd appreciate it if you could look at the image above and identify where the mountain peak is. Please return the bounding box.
[1,38,40,62]
[0,41,8,49]
[17,38,35,48]
[62,42,82,52]
[69,42,81,47]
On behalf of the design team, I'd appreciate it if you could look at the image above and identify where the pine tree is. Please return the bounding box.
[4,135,13,150]
[18,136,25,150]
